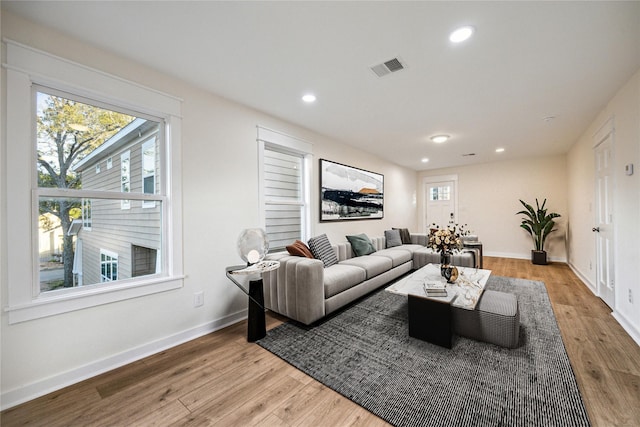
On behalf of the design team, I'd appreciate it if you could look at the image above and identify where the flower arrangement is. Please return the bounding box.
[427,223,468,254]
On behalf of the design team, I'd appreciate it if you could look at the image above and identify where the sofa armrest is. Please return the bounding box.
[263,254,326,325]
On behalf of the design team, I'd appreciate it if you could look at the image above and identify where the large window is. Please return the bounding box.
[36,89,164,291]
[5,41,183,323]
[258,127,312,252]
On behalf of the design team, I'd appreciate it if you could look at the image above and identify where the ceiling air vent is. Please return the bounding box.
[370,57,405,77]
[462,153,477,157]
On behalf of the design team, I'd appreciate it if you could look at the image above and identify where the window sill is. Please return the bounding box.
[4,275,185,324]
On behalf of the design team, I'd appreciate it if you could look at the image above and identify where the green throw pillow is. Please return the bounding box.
[346,234,376,257]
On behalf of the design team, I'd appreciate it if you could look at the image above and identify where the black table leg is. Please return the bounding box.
[247,279,266,342]
[408,294,452,348]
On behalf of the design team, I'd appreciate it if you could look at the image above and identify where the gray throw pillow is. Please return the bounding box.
[346,234,376,257]
[385,229,402,248]
[393,227,412,244]
[307,234,338,267]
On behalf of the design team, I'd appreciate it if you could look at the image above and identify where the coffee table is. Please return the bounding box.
[386,263,492,348]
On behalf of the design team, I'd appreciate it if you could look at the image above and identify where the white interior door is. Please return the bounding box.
[425,180,456,229]
[594,133,615,308]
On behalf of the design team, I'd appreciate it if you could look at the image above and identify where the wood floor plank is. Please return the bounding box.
[272,380,326,424]
[215,375,305,426]
[128,400,191,427]
[2,257,639,427]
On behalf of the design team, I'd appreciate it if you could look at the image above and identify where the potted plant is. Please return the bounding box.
[516,198,561,265]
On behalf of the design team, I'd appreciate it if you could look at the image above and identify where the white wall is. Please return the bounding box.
[0,12,417,408]
[417,155,569,262]
[567,68,640,344]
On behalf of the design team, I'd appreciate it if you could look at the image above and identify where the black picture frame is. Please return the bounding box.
[320,159,384,222]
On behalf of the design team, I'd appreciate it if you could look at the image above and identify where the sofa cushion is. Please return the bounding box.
[340,255,392,279]
[308,234,338,267]
[399,244,425,253]
[286,240,314,258]
[384,229,402,248]
[371,248,412,267]
[393,227,412,244]
[324,264,367,298]
[346,234,376,257]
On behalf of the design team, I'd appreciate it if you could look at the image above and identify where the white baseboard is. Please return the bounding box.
[568,262,640,347]
[484,251,567,263]
[567,262,597,294]
[612,311,640,347]
[0,309,248,411]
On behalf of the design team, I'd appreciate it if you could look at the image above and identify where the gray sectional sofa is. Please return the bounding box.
[263,233,479,325]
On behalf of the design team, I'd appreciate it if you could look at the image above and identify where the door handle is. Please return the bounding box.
[592,227,600,232]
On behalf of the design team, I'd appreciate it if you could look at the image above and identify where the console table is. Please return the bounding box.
[226,261,279,342]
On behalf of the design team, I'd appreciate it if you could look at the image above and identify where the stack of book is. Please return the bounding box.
[423,282,447,297]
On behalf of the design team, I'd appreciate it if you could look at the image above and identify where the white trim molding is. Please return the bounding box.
[3,40,184,323]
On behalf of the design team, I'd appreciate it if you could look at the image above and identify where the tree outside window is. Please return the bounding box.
[37,89,134,288]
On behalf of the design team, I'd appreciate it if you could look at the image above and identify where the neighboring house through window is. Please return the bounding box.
[142,138,156,208]
[121,150,131,209]
[132,245,158,277]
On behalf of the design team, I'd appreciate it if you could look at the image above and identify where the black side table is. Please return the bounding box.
[226,261,279,342]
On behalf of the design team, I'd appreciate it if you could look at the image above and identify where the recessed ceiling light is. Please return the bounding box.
[302,94,316,103]
[430,135,450,144]
[449,26,475,43]
[496,148,505,153]
[421,158,429,163]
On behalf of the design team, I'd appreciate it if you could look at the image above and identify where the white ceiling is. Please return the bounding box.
[4,1,640,170]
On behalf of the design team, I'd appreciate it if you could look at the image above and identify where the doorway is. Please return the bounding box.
[423,176,458,231]
[593,123,615,309]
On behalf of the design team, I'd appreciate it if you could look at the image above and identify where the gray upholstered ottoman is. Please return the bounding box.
[452,290,520,349]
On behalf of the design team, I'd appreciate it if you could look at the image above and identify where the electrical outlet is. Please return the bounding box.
[629,289,633,304]
[194,291,204,307]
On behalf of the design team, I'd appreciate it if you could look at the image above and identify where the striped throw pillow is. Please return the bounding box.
[308,234,338,268]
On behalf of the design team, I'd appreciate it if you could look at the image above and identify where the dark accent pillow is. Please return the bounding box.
[384,229,402,248]
[307,234,338,267]
[393,227,412,244]
[346,234,376,257]
[286,240,314,258]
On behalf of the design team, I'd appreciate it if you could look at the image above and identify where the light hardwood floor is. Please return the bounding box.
[2,258,639,426]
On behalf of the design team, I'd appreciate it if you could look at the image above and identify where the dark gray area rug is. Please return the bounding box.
[258,276,590,427]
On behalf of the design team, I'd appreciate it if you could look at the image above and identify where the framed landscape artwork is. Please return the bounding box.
[320,159,384,221]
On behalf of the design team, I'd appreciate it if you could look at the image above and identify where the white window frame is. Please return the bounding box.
[120,150,131,209]
[82,198,92,230]
[107,157,113,169]
[4,40,184,324]
[100,249,119,282]
[141,138,156,208]
[257,126,312,247]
